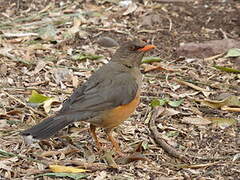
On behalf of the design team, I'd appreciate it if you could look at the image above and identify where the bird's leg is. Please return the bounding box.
[89,124,101,150]
[106,128,125,156]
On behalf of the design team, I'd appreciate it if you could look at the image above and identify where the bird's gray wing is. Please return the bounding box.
[58,65,138,121]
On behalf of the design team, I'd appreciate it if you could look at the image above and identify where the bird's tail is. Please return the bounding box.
[20,115,73,142]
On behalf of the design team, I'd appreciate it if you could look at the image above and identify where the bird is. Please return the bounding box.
[21,39,156,155]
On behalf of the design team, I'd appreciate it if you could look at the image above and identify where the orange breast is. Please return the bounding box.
[99,95,140,129]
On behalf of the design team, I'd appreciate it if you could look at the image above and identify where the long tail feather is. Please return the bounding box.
[21,115,71,140]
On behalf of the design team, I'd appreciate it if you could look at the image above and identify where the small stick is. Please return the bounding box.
[149,108,188,162]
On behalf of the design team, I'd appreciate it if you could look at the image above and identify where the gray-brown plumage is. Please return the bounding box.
[21,39,155,154]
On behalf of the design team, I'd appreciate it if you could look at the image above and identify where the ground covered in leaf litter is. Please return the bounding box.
[0,0,240,179]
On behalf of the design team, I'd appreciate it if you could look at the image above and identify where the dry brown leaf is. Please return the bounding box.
[52,68,73,85]
[143,64,176,72]
[162,108,180,117]
[179,162,219,169]
[206,117,237,129]
[40,150,61,157]
[181,116,211,125]
[28,60,47,75]
[103,151,118,168]
[72,75,79,88]
[68,17,83,35]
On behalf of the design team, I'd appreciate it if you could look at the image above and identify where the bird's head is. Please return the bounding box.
[111,39,156,67]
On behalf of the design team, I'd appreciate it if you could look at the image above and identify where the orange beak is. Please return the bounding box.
[138,45,156,52]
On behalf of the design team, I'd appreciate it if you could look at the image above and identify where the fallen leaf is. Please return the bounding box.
[119,0,132,7]
[168,99,183,107]
[213,65,240,73]
[38,24,57,41]
[150,98,183,108]
[200,95,240,110]
[142,64,176,72]
[72,53,103,61]
[150,99,167,107]
[0,160,13,171]
[49,165,88,173]
[28,60,47,75]
[206,117,237,129]
[225,48,240,58]
[36,172,87,180]
[181,117,211,125]
[2,32,38,38]
[116,152,148,165]
[116,142,149,165]
[178,162,219,169]
[162,108,180,117]
[52,68,73,85]
[221,106,240,112]
[232,153,240,162]
[72,75,79,88]
[103,151,118,168]
[68,17,83,35]
[142,56,162,63]
[43,97,59,113]
[123,2,137,15]
[0,47,14,59]
[28,90,51,104]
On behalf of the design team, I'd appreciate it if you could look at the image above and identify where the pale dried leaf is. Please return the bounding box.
[123,2,137,15]
[181,117,211,125]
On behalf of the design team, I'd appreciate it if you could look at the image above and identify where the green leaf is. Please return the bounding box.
[166,131,179,137]
[28,90,51,103]
[168,99,183,107]
[72,53,103,61]
[36,173,87,180]
[213,66,240,73]
[150,99,167,107]
[142,56,162,64]
[225,48,240,58]
[141,141,149,150]
[0,149,15,158]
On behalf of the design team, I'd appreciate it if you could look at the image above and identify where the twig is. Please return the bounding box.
[189,155,229,161]
[167,17,172,32]
[219,28,228,39]
[2,91,46,117]
[149,108,188,162]
[51,65,93,71]
[56,160,109,171]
